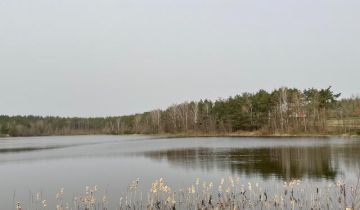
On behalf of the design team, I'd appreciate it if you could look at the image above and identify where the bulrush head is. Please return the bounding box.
[16,202,21,210]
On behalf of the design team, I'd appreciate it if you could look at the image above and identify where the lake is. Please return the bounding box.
[0,135,359,209]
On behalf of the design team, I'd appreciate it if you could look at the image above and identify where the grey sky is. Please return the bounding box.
[0,0,359,117]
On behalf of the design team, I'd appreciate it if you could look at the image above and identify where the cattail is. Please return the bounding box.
[42,200,47,208]
[9,177,360,209]
[16,202,21,210]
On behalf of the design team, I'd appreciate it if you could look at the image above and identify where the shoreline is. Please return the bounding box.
[154,132,360,139]
[1,132,359,139]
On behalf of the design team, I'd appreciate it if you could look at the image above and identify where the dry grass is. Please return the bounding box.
[16,176,360,210]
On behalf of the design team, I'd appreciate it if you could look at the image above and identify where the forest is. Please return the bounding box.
[1,86,359,137]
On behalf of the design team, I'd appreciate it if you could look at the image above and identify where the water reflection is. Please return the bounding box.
[0,145,72,153]
[1,136,359,181]
[140,144,360,180]
[2,136,360,210]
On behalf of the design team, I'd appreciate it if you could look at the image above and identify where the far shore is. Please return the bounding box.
[1,131,359,139]
[154,131,360,139]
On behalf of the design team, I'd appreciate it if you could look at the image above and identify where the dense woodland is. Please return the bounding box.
[1,87,359,137]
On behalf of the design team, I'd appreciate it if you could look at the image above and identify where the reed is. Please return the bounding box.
[16,176,360,210]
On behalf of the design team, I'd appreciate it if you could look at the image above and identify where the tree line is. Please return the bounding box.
[1,86,359,137]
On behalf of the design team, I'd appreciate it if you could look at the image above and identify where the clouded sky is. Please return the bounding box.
[1,0,359,117]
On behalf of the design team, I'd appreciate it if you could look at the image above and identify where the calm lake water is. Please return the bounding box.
[0,135,359,209]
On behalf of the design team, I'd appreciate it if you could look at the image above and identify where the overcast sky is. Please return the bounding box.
[0,0,359,117]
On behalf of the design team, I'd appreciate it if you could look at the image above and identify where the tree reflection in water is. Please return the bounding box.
[139,143,360,180]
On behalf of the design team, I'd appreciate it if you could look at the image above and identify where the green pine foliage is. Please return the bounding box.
[0,87,359,137]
